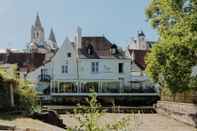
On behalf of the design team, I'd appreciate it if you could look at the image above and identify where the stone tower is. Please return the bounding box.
[128,31,149,50]
[31,13,45,46]
[48,28,58,49]
[137,31,146,49]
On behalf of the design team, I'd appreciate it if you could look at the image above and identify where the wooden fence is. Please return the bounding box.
[161,91,197,104]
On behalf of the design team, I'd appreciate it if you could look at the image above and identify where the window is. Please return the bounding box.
[111,44,117,54]
[40,68,49,81]
[87,44,94,55]
[41,68,47,75]
[61,65,68,73]
[36,32,39,37]
[91,62,99,73]
[112,48,116,54]
[67,52,71,57]
[88,48,91,55]
[118,63,124,73]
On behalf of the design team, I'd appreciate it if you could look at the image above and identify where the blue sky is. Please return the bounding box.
[0,0,158,49]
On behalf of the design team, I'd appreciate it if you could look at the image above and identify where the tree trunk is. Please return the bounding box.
[10,83,15,107]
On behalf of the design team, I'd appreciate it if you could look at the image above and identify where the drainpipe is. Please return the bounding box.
[76,54,80,93]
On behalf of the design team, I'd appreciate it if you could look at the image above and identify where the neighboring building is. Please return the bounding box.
[0,49,45,79]
[27,13,59,61]
[128,31,155,50]
[126,31,157,93]
[191,65,197,77]
[27,27,158,96]
[126,49,156,92]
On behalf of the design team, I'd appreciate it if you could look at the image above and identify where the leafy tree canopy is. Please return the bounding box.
[145,0,197,94]
[0,65,38,113]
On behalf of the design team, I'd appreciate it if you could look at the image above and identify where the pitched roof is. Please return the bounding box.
[0,52,45,72]
[79,36,125,59]
[128,49,149,70]
[82,36,112,50]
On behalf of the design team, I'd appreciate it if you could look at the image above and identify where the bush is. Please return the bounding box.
[15,80,39,113]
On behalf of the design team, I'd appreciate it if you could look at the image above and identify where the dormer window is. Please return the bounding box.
[112,48,116,54]
[88,48,91,55]
[111,44,118,55]
[87,44,94,55]
[36,32,39,37]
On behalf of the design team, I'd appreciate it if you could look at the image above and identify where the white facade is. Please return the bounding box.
[27,28,157,96]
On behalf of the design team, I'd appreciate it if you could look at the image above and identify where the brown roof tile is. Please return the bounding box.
[129,49,149,70]
[0,52,45,72]
[80,36,124,59]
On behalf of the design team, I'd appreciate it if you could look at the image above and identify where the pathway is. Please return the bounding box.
[61,113,197,131]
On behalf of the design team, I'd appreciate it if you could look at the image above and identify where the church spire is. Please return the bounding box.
[48,28,56,43]
[35,12,42,27]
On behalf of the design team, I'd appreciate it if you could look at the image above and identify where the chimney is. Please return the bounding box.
[75,26,82,49]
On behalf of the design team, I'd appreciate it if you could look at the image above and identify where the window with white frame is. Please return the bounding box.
[91,62,99,73]
[61,65,68,73]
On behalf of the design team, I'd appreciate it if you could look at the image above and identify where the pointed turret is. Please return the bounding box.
[35,12,42,27]
[48,28,56,43]
[30,12,45,44]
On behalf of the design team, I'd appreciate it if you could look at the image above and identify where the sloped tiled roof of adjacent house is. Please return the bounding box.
[79,36,125,59]
[128,49,149,70]
[0,52,45,72]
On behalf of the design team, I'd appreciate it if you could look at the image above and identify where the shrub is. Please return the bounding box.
[15,80,39,113]
[68,93,138,131]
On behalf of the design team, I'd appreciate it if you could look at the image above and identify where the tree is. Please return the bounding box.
[0,64,38,113]
[145,0,197,97]
[15,80,39,113]
[0,65,18,107]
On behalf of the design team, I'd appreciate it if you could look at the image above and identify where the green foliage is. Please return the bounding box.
[68,94,134,131]
[0,65,39,113]
[145,0,197,95]
[0,64,18,82]
[15,80,39,113]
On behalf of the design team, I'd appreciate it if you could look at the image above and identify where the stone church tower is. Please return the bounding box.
[31,13,45,46]
[27,13,58,61]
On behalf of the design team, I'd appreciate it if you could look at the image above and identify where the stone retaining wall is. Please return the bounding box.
[156,101,197,127]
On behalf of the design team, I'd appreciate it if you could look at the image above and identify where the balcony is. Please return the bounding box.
[38,74,51,82]
[128,75,147,82]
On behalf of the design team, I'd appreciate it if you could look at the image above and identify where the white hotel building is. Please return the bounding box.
[26,13,158,97]
[27,26,157,97]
